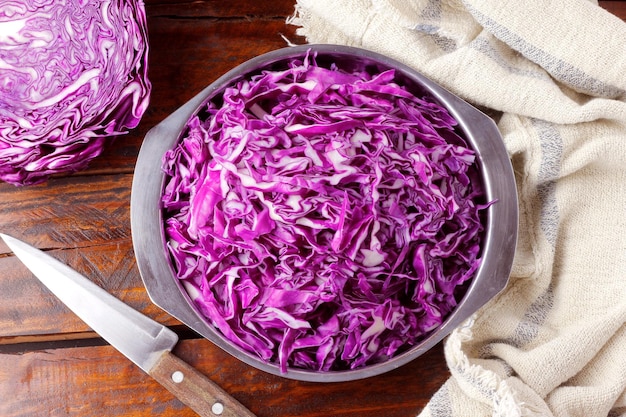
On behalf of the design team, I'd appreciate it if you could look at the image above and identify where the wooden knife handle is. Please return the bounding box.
[149,351,256,417]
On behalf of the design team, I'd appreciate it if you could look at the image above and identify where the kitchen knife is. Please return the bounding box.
[0,233,256,417]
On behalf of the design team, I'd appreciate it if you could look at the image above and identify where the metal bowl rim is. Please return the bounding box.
[131,44,518,382]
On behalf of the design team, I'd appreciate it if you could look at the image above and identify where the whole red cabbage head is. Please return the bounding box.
[0,0,151,185]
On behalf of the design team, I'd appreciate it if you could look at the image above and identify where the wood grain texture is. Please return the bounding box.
[0,240,178,339]
[0,175,132,250]
[0,1,622,417]
[0,174,177,339]
[0,338,448,417]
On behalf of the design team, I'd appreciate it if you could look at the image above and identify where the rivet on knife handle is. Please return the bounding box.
[150,351,256,417]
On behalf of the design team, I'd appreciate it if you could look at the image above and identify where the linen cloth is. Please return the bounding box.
[287,1,626,416]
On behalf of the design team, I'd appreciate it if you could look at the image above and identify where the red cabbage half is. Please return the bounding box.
[161,52,488,373]
[0,0,151,185]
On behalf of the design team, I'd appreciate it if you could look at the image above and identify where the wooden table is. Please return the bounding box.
[0,1,623,416]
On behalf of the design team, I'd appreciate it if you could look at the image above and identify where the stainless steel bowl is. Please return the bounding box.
[131,44,518,382]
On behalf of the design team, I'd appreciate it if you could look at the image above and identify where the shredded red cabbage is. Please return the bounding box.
[161,53,487,372]
[0,0,150,185]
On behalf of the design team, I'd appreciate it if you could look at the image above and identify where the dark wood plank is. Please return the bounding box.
[144,0,299,17]
[0,239,177,339]
[0,173,179,338]
[599,1,626,19]
[0,174,132,250]
[0,337,448,417]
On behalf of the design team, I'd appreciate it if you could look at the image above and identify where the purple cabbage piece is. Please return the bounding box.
[0,0,151,185]
[162,53,487,373]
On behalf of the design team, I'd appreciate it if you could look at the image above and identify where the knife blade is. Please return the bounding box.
[0,233,255,417]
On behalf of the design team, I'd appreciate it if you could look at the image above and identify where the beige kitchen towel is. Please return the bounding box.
[288,1,626,416]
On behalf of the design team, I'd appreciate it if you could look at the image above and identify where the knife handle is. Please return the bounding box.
[149,351,256,417]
